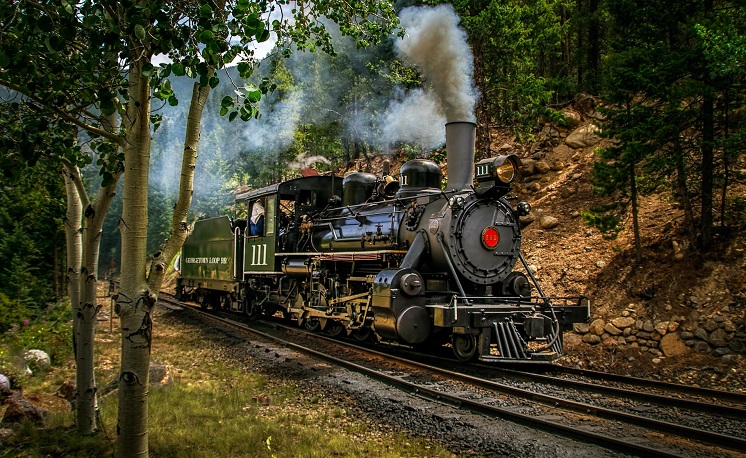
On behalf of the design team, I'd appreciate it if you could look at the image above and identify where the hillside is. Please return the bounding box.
[491,101,746,390]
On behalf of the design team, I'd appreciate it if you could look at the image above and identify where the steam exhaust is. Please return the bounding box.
[445,121,476,191]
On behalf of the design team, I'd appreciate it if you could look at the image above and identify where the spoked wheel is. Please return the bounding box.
[352,328,372,342]
[304,318,321,332]
[324,321,345,337]
[452,334,478,362]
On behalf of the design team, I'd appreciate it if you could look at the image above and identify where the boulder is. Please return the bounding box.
[708,329,729,348]
[611,316,635,329]
[2,391,48,424]
[604,323,623,336]
[703,319,719,332]
[654,321,669,336]
[149,360,173,388]
[583,333,602,344]
[24,350,51,372]
[565,124,601,148]
[0,374,9,391]
[660,334,690,357]
[522,158,537,175]
[694,328,709,341]
[642,320,655,333]
[589,319,606,336]
[535,161,551,174]
[539,216,560,230]
[562,109,582,127]
[573,323,590,334]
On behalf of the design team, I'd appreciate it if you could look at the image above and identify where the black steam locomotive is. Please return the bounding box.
[177,122,589,362]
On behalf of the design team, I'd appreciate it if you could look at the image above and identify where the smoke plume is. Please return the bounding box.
[395,5,477,123]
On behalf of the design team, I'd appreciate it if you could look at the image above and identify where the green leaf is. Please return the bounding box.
[135,24,146,40]
[168,95,178,106]
[200,4,213,18]
[0,52,11,68]
[209,76,219,88]
[220,106,229,116]
[228,111,238,122]
[172,62,185,76]
[248,90,261,103]
[200,29,214,43]
[221,96,233,108]
[258,28,270,43]
[141,62,155,77]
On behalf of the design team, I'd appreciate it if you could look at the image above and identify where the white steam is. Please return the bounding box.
[380,88,446,150]
[381,4,476,149]
[396,4,476,122]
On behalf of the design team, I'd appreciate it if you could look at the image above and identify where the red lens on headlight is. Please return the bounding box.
[481,226,499,249]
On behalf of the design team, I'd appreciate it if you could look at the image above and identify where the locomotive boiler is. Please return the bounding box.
[177,122,589,362]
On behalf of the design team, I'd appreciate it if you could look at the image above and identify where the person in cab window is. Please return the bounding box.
[250,199,265,236]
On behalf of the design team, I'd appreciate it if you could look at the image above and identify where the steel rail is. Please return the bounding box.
[469,365,746,419]
[165,299,739,457]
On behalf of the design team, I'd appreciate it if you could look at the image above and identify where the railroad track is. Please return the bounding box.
[157,294,746,458]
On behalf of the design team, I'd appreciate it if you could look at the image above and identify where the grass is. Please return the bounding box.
[2,289,460,458]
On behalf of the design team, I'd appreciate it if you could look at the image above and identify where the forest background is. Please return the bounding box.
[1,0,744,374]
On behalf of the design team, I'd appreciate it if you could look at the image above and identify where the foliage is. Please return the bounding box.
[0,301,72,387]
[0,163,65,310]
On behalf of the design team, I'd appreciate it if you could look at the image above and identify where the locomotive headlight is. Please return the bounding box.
[492,156,516,184]
[475,155,521,185]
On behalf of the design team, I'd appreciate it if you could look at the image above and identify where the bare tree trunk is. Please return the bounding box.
[699,0,715,251]
[630,162,642,263]
[675,141,696,248]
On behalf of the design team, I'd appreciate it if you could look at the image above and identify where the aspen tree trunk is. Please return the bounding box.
[63,161,120,433]
[147,79,211,293]
[116,58,154,458]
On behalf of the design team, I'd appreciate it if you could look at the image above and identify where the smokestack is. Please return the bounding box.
[445,121,476,190]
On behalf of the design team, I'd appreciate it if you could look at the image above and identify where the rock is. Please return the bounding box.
[652,358,662,364]
[564,332,584,350]
[703,319,719,332]
[713,348,731,357]
[565,124,602,148]
[570,211,581,218]
[728,339,745,353]
[642,320,655,333]
[149,360,173,388]
[722,354,741,364]
[611,317,636,329]
[526,182,541,193]
[520,214,536,226]
[1,391,48,424]
[604,323,623,336]
[724,321,736,332]
[522,158,537,175]
[596,261,607,269]
[589,319,606,336]
[562,109,582,127]
[24,349,51,372]
[667,321,680,333]
[582,333,602,344]
[573,323,590,334]
[654,321,669,336]
[660,334,690,357]
[56,380,76,404]
[0,374,9,391]
[551,161,565,171]
[694,328,709,341]
[571,173,583,181]
[535,161,551,174]
[693,341,711,353]
[539,216,560,230]
[498,143,513,152]
[680,331,695,339]
[708,329,729,348]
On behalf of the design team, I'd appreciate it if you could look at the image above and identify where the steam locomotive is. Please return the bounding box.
[176,122,589,362]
